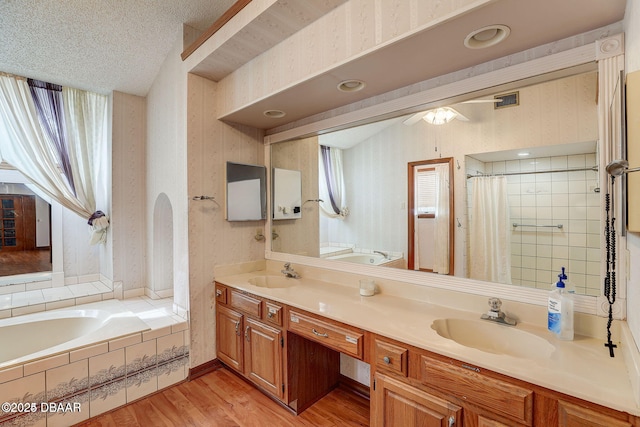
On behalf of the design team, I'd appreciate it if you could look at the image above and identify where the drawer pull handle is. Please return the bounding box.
[461,364,480,373]
[312,328,329,338]
[268,312,275,318]
[383,356,391,364]
[215,289,223,297]
[448,416,455,427]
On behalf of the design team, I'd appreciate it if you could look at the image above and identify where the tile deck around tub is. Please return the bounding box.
[0,282,114,318]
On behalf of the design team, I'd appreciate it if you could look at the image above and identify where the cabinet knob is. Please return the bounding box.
[383,356,391,365]
[216,289,222,297]
[268,312,275,318]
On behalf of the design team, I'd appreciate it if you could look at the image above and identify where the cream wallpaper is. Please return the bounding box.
[271,136,320,257]
[111,91,147,292]
[187,73,265,366]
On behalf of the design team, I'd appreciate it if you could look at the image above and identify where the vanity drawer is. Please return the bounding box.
[264,302,283,327]
[420,355,533,426]
[373,338,408,377]
[214,283,227,304]
[288,310,364,359]
[229,290,262,318]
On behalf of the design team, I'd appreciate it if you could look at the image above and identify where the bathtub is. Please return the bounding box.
[0,299,150,369]
[328,252,392,265]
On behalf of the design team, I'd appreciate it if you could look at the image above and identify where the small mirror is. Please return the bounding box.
[226,162,266,221]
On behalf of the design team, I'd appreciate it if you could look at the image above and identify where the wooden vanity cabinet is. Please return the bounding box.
[371,334,639,427]
[214,283,639,425]
[215,284,285,401]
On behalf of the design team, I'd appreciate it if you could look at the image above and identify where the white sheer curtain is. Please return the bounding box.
[432,164,450,274]
[0,74,108,244]
[319,145,349,218]
[469,176,512,283]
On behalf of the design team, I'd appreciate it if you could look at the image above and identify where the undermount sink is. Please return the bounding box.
[431,318,555,359]
[248,275,298,289]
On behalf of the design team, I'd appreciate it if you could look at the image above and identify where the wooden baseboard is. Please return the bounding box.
[189,359,223,380]
[339,374,370,400]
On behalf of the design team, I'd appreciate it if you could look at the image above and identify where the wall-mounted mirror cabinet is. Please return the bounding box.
[226,162,267,221]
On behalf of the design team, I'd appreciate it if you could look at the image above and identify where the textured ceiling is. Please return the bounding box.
[0,0,236,96]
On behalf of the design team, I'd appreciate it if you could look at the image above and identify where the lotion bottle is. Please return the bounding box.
[548,267,574,340]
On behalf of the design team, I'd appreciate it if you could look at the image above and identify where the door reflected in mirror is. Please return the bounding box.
[408,158,454,274]
[269,69,600,296]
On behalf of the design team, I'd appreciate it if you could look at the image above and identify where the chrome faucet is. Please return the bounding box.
[373,250,389,260]
[281,263,300,278]
[481,297,516,326]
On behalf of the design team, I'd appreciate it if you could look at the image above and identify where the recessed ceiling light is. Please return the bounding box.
[263,109,286,118]
[464,25,510,49]
[337,79,366,92]
[518,152,530,157]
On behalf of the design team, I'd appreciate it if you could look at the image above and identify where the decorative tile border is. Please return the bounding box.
[0,330,189,427]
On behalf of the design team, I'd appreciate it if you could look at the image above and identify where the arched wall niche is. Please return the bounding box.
[152,192,174,298]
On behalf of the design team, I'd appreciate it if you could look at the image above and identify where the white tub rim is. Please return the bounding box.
[0,299,150,370]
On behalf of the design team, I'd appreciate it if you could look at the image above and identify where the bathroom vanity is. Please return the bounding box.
[213,272,639,426]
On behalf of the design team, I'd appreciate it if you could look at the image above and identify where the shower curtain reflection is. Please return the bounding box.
[469,176,512,284]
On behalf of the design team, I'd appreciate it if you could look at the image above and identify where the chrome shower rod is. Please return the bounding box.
[466,165,597,179]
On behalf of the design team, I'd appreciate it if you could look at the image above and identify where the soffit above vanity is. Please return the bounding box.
[207,0,625,130]
[184,0,348,81]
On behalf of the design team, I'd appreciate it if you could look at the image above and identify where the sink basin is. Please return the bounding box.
[431,318,555,359]
[248,275,298,288]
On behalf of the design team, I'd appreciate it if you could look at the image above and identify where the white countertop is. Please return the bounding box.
[215,271,639,416]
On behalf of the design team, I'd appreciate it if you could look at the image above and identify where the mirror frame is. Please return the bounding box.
[263,35,625,317]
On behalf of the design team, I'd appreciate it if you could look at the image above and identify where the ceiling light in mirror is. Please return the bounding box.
[423,107,459,125]
[422,107,468,125]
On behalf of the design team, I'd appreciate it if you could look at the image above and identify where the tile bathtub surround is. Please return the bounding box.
[0,298,189,427]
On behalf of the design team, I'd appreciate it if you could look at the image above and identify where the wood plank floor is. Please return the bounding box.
[0,249,51,276]
[77,367,370,427]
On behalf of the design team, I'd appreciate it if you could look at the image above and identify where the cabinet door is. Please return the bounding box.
[373,373,462,427]
[245,318,284,400]
[557,400,633,427]
[216,305,244,372]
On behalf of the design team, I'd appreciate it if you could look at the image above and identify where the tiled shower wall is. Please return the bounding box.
[0,321,188,427]
[467,152,601,296]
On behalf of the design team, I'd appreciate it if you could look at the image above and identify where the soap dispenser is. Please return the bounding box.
[547,267,574,340]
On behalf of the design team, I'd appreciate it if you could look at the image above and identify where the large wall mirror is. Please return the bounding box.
[268,65,604,297]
